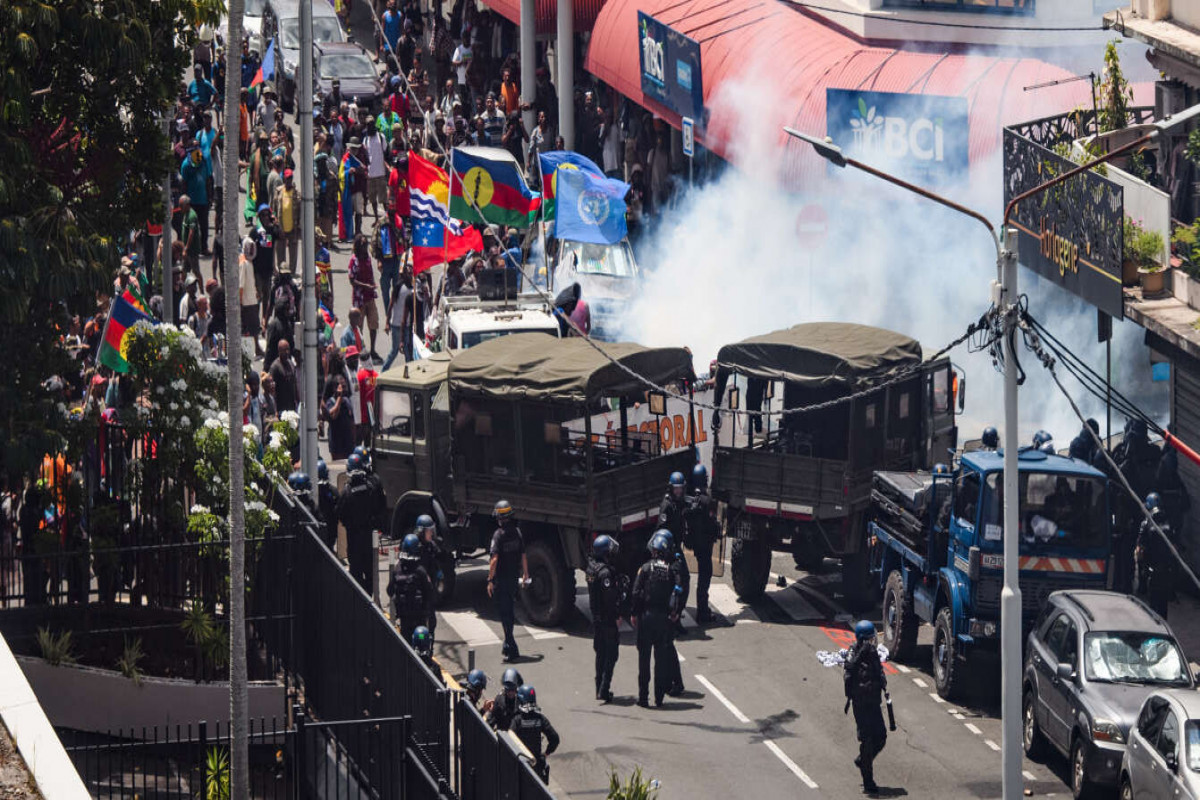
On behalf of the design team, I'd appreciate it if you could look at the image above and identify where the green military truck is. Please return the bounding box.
[371,333,698,626]
[711,323,962,607]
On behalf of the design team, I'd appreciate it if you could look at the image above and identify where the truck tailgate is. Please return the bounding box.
[712,446,847,517]
[593,450,697,529]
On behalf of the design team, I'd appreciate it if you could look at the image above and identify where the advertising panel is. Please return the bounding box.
[638,12,704,122]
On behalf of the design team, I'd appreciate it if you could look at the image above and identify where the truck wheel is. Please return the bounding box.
[731,537,770,601]
[434,553,457,606]
[840,551,872,610]
[521,540,573,627]
[881,571,918,662]
[791,525,825,573]
[932,606,962,700]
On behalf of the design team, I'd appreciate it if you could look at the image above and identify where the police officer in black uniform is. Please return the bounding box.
[488,500,529,662]
[486,667,523,730]
[511,685,560,783]
[1138,493,1177,618]
[631,530,683,708]
[586,534,626,702]
[657,472,690,635]
[685,464,718,624]
[413,514,442,640]
[337,452,386,591]
[1068,419,1101,464]
[411,625,439,677]
[288,470,318,518]
[316,458,338,551]
[464,669,491,713]
[387,533,434,643]
[1112,419,1162,593]
[844,620,889,794]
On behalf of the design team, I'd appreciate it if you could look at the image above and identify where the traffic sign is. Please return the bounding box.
[682,117,695,158]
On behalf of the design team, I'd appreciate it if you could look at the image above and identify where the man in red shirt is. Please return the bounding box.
[343,346,377,445]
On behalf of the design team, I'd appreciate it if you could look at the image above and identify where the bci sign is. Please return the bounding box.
[637,12,704,124]
[826,89,969,185]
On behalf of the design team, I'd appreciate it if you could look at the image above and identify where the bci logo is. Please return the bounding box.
[848,97,946,163]
[640,20,665,85]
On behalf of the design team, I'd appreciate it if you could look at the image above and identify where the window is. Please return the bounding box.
[1158,711,1180,763]
[954,471,981,525]
[319,53,375,80]
[1185,720,1200,772]
[898,391,911,420]
[931,367,950,415]
[378,390,412,436]
[880,0,1035,15]
[461,328,556,349]
[280,17,344,49]
[560,240,639,278]
[1056,622,1078,669]
[1138,698,1168,743]
[245,0,266,15]
[1044,614,1070,659]
[982,472,1108,550]
[865,402,877,429]
[412,391,426,441]
[1084,633,1190,685]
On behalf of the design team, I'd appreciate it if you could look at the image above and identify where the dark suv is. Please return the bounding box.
[1023,590,1194,799]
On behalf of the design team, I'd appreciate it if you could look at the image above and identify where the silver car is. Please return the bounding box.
[1121,689,1200,800]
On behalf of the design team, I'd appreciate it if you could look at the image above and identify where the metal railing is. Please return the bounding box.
[454,698,555,800]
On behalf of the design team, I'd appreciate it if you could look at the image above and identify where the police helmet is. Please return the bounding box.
[412,625,432,654]
[516,684,537,709]
[1127,418,1148,439]
[317,457,328,482]
[502,667,523,690]
[494,499,514,520]
[1145,492,1162,512]
[1032,430,1053,450]
[401,533,421,555]
[466,669,488,692]
[981,426,999,449]
[668,471,686,488]
[352,445,371,466]
[415,514,435,533]
[854,620,877,642]
[932,463,951,476]
[648,529,673,557]
[691,463,708,488]
[592,534,618,559]
[1040,441,1056,454]
[287,470,312,493]
[346,452,365,473]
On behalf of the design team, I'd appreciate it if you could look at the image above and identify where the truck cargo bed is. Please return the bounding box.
[871,470,945,553]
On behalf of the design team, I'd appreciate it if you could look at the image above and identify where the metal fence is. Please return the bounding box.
[454,699,555,800]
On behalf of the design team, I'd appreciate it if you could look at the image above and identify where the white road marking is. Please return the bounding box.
[985,739,1001,752]
[1023,770,1037,781]
[965,723,983,735]
[766,585,821,621]
[912,677,928,688]
[439,610,501,647]
[764,740,819,789]
[928,693,945,704]
[695,675,750,724]
[514,608,568,640]
[677,652,686,663]
[574,592,633,632]
[952,713,966,721]
[707,583,760,623]
[893,664,911,674]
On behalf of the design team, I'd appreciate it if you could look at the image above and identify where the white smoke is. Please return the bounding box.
[617,69,1168,444]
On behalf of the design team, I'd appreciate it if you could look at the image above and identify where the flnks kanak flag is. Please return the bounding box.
[554,169,629,245]
[98,294,155,374]
[538,151,602,219]
[408,151,452,226]
[449,149,540,228]
[411,218,483,274]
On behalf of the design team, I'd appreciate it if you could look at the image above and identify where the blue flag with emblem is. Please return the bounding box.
[553,169,629,245]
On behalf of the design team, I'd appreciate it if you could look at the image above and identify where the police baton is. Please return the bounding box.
[885,692,896,731]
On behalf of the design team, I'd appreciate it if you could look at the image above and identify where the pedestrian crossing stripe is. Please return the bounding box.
[439,610,501,646]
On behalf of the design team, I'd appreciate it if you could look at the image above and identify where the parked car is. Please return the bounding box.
[1121,689,1200,800]
[262,0,346,111]
[314,41,382,108]
[219,0,268,55]
[1023,590,1195,798]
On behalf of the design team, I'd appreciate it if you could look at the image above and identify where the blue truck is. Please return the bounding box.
[869,447,1112,699]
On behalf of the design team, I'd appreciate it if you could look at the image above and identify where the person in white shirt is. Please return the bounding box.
[363,122,388,219]
[452,40,472,87]
[189,295,212,349]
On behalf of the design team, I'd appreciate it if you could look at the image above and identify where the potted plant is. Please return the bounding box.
[1123,218,1146,285]
[1133,225,1167,295]
[1171,220,1200,309]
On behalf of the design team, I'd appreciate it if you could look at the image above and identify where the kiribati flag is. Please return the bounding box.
[98,295,155,374]
[411,218,483,275]
[449,149,540,228]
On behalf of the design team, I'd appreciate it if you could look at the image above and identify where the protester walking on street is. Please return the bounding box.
[271,168,300,271]
[348,234,381,361]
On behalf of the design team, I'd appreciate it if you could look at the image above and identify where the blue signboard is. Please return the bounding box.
[826,89,969,185]
[638,12,704,123]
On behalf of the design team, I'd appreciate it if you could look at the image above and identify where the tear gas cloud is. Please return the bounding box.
[614,69,1168,444]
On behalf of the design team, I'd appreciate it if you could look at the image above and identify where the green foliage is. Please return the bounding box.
[1125,218,1165,269]
[1098,40,1133,134]
[116,637,145,685]
[1186,129,1200,170]
[181,604,216,645]
[608,768,660,800]
[1172,220,1200,278]
[1128,149,1152,183]
[205,746,231,800]
[35,628,76,666]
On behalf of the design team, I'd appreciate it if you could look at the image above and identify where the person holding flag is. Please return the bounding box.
[98,295,156,375]
[339,138,366,242]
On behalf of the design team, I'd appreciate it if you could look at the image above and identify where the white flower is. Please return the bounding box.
[180,416,191,428]
[244,424,260,440]
[267,509,280,522]
[190,504,210,515]
[156,386,166,395]
[246,500,266,512]
[280,410,300,427]
[268,431,284,449]
[218,411,230,424]
[204,417,222,430]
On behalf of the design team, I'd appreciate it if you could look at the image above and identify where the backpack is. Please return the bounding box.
[391,564,426,616]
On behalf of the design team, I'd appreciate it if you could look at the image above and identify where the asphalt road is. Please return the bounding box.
[399,548,1081,800]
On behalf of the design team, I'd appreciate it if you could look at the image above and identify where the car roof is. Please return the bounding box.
[1051,590,1172,634]
[450,307,558,335]
[961,448,1107,478]
[316,41,370,56]
[269,0,338,21]
[377,352,451,389]
[1154,688,1200,719]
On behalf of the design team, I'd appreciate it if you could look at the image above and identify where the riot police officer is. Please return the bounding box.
[658,472,690,635]
[414,514,443,639]
[1138,493,1177,618]
[465,669,492,713]
[316,458,338,551]
[411,625,438,675]
[586,534,626,702]
[1068,419,1101,464]
[337,453,386,591]
[288,471,318,519]
[684,464,717,624]
[844,620,889,794]
[387,534,434,643]
[488,500,529,662]
[980,426,999,451]
[487,667,523,730]
[1112,418,1162,593]
[631,530,683,708]
[510,685,560,783]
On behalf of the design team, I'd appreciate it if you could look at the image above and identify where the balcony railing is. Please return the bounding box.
[880,0,1035,15]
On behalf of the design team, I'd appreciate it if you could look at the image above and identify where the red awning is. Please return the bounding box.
[483,0,606,36]
[586,0,1098,182]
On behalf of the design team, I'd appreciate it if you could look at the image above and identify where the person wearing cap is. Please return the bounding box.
[179,274,200,322]
[339,138,366,241]
[345,345,377,445]
[271,167,300,270]
[363,120,388,220]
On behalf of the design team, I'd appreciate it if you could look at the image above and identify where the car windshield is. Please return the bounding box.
[319,53,374,79]
[982,472,1107,550]
[1084,632,1190,684]
[562,241,638,278]
[461,328,555,349]
[245,0,266,15]
[281,18,344,49]
[1187,721,1200,772]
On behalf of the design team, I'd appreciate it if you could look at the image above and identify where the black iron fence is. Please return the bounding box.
[454,698,555,800]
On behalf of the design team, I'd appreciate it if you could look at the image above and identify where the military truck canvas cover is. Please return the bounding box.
[714,322,922,395]
[447,333,694,403]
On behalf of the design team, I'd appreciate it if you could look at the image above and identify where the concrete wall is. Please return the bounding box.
[1170,0,1200,29]
[1106,163,1172,266]
[18,656,285,734]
